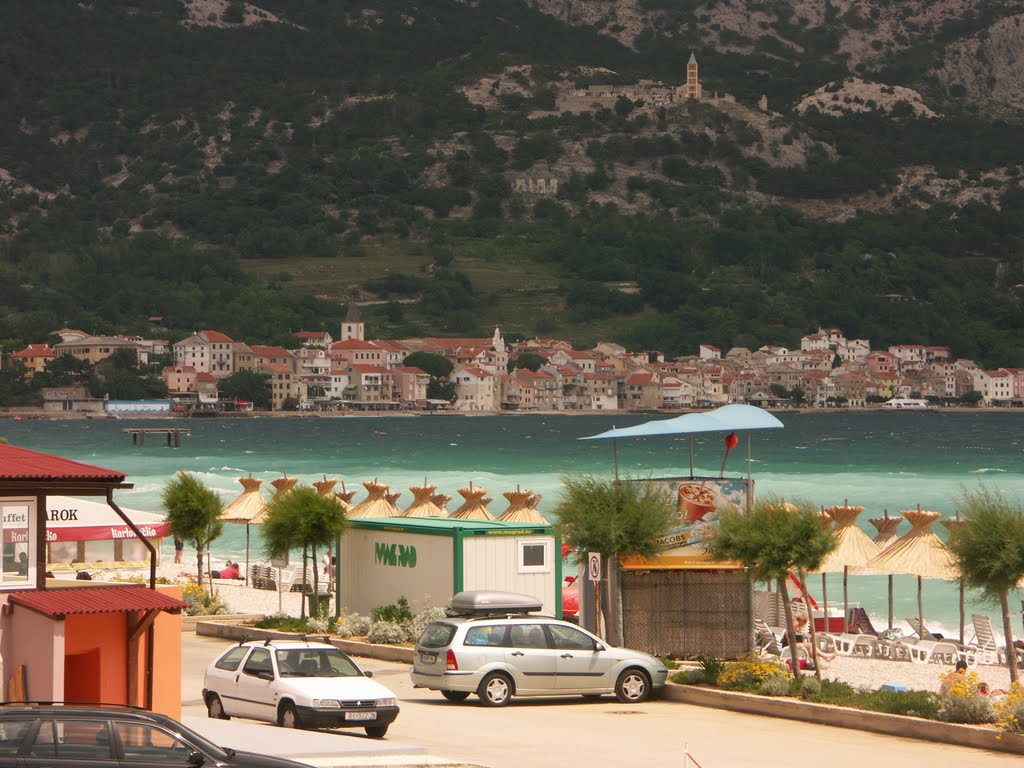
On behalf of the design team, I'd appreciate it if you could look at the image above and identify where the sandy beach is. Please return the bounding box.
[126,563,1018,696]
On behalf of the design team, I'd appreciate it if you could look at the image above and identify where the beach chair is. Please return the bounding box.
[967,614,1004,665]
[754,618,784,656]
[905,617,973,664]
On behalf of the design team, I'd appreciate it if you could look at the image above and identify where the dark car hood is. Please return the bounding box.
[220,749,312,767]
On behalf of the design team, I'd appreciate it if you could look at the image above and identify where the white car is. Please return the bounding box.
[203,639,399,738]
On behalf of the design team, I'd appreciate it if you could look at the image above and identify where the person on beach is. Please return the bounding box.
[218,561,241,580]
[783,614,835,668]
[174,537,184,564]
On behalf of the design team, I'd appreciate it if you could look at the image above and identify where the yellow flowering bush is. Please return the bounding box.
[937,669,995,724]
[995,681,1024,733]
[181,579,229,616]
[717,653,789,692]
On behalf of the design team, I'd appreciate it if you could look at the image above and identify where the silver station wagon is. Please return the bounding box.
[410,591,668,706]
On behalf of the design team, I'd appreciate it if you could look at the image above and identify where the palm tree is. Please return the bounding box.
[944,485,1024,684]
[707,496,837,676]
[553,475,677,642]
[261,485,349,618]
[162,472,223,591]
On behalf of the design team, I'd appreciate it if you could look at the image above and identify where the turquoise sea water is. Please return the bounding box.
[4,411,1024,639]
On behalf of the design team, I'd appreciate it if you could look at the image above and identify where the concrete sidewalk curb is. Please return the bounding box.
[663,683,1024,756]
[196,620,415,663]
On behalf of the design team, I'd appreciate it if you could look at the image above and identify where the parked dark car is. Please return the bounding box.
[0,703,310,767]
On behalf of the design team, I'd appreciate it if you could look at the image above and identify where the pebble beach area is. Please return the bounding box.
[136,563,1019,697]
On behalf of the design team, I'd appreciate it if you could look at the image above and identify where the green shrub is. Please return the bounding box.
[337,613,372,638]
[796,676,821,699]
[367,620,408,645]
[802,678,859,706]
[759,676,791,696]
[671,669,707,685]
[372,596,414,625]
[697,654,726,686]
[995,682,1024,732]
[181,580,229,616]
[860,689,941,719]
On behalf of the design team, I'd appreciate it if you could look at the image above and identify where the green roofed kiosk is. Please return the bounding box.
[337,517,561,619]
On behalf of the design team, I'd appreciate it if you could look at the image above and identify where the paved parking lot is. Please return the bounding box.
[182,632,1023,768]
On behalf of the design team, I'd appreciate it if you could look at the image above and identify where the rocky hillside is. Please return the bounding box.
[0,0,1023,366]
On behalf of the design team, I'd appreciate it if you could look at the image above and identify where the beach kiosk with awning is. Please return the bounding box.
[41,495,171,572]
[579,404,784,658]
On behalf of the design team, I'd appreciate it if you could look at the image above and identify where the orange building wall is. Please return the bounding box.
[65,613,129,705]
[62,585,182,719]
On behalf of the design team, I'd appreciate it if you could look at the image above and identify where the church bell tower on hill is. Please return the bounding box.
[686,52,703,99]
[341,303,365,342]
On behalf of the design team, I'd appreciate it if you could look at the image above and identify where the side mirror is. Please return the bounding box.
[363,670,374,678]
[595,644,606,652]
[258,670,274,681]
[188,751,206,767]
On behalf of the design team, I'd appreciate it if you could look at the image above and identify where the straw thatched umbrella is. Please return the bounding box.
[813,504,879,633]
[347,480,403,519]
[497,487,546,524]
[313,478,338,497]
[868,510,903,629]
[385,491,403,508]
[218,476,268,585]
[450,483,494,520]
[335,483,357,512]
[403,483,447,518]
[866,508,958,637]
[430,493,452,514]
[270,475,298,497]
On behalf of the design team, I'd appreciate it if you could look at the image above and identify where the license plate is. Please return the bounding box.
[346,711,377,721]
[420,652,437,664]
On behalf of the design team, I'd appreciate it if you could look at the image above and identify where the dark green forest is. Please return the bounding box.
[2,0,1024,365]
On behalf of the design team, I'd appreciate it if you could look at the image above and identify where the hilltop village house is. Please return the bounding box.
[4,306,1020,412]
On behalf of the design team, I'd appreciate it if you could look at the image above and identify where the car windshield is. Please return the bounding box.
[275,648,362,677]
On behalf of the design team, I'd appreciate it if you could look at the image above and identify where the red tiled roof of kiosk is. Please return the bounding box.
[0,444,126,482]
[9,585,186,617]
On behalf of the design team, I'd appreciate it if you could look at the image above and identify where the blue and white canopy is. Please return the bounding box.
[579,404,783,441]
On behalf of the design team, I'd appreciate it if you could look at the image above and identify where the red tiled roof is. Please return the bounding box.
[9,585,186,617]
[13,344,54,358]
[0,445,125,483]
[251,345,294,358]
[295,331,329,339]
[202,330,234,343]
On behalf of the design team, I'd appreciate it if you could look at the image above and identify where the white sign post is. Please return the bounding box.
[588,553,603,639]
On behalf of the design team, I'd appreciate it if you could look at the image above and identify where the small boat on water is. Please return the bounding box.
[882,398,933,410]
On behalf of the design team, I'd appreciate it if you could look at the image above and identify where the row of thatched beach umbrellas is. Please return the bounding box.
[217,476,548,582]
[808,502,961,642]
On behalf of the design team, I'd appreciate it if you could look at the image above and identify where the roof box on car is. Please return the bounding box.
[448,590,542,616]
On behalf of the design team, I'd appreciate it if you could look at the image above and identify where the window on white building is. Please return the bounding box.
[0,498,35,588]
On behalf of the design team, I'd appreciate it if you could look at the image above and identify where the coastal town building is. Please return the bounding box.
[10,318,1013,414]
[10,344,55,378]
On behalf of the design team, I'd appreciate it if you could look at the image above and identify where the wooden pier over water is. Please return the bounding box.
[124,427,191,447]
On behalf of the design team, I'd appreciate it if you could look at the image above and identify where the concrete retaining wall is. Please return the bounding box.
[195,621,414,663]
[664,683,1024,756]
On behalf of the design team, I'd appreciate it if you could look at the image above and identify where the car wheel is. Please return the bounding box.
[478,672,513,707]
[365,725,389,738]
[614,668,651,703]
[278,701,302,729]
[441,690,471,702]
[207,694,229,720]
